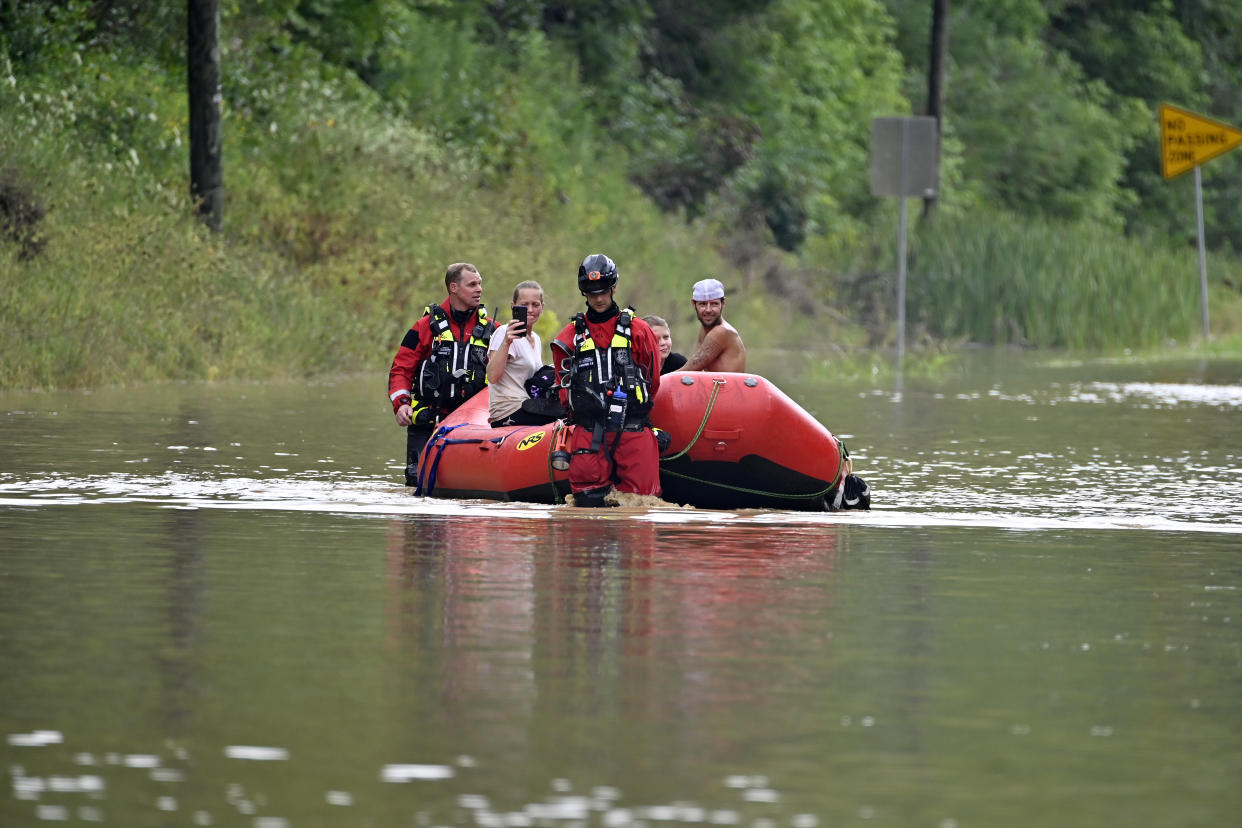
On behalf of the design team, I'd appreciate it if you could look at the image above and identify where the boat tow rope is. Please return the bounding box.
[658,377,844,504]
[658,466,840,503]
[659,378,725,462]
[415,423,502,497]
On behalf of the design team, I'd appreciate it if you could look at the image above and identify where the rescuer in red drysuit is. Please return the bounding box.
[388,262,494,486]
[550,254,663,507]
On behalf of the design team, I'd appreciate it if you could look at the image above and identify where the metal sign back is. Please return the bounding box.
[870,116,939,198]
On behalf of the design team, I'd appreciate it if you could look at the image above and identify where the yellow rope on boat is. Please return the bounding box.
[550,376,845,504]
[659,378,725,461]
[658,377,845,503]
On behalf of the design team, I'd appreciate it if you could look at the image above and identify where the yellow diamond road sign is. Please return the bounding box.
[1160,103,1242,179]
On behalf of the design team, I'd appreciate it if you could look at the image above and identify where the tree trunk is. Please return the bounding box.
[923,0,949,219]
[187,0,222,232]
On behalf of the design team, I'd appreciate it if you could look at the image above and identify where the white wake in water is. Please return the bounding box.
[0,469,1237,535]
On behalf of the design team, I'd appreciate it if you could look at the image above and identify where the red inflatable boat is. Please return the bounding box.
[412,372,847,511]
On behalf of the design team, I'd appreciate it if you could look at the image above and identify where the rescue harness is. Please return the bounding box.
[561,307,653,453]
[416,303,494,413]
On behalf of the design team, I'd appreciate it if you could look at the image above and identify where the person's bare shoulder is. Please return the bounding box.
[709,321,742,343]
[705,322,745,371]
[683,324,745,372]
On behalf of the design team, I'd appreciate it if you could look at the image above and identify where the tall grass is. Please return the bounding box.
[906,213,1210,350]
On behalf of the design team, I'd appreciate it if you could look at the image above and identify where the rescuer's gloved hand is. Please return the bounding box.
[653,427,671,454]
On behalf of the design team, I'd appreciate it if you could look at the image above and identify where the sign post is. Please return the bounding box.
[1159,103,1242,340]
[871,117,938,368]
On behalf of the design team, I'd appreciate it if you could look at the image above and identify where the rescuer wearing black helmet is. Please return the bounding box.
[551,254,663,506]
[577,252,619,293]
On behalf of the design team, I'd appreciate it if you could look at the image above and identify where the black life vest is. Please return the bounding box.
[416,303,495,410]
[562,308,653,429]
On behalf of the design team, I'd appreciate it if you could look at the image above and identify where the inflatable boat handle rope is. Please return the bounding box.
[659,378,845,502]
[416,423,503,497]
[657,378,724,463]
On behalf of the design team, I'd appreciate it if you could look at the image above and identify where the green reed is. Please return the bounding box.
[906,213,1216,350]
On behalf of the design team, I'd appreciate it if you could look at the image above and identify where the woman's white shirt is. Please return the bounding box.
[487,323,543,422]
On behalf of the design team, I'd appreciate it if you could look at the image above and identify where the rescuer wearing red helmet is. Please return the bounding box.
[551,254,663,507]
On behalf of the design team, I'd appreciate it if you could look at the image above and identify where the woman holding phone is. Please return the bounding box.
[486,280,553,427]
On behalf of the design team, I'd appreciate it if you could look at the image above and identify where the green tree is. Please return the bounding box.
[883,0,1146,228]
[1047,0,1242,249]
[884,0,1242,247]
[733,0,908,248]
[1174,0,1242,249]
[1046,1,1206,242]
[951,14,1146,226]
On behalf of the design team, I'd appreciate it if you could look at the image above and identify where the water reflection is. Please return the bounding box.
[5,513,1241,827]
[158,399,210,737]
[385,516,539,735]
[384,518,841,760]
[7,516,848,826]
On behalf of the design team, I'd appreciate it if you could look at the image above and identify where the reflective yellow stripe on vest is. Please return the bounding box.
[471,309,491,347]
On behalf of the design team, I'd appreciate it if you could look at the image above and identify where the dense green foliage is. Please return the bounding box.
[2,0,1242,390]
[883,0,1242,248]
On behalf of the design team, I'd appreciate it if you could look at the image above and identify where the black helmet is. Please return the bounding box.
[577,253,618,294]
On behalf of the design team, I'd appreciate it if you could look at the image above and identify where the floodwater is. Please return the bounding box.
[2,351,1240,827]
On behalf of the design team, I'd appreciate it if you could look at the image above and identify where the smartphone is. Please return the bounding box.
[511,305,528,330]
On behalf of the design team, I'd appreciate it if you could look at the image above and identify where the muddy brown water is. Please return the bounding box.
[3,351,1240,827]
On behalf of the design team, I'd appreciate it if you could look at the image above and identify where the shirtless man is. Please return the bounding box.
[678,278,746,372]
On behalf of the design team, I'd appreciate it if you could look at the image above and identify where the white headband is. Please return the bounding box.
[692,278,725,301]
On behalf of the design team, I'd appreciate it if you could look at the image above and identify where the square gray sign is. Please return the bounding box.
[871,116,939,198]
